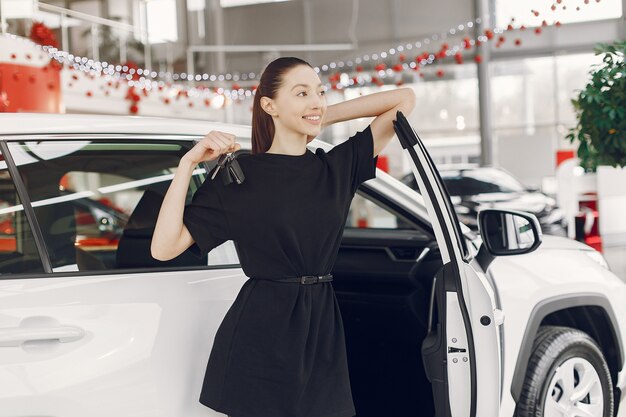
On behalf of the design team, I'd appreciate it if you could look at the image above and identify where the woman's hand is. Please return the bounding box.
[183,130,241,165]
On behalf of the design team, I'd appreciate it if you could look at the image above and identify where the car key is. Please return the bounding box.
[224,156,244,185]
[210,153,229,180]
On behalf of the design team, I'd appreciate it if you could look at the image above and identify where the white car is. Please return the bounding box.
[0,112,624,417]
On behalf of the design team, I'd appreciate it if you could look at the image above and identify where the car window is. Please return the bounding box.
[0,160,45,275]
[346,192,419,231]
[6,140,239,273]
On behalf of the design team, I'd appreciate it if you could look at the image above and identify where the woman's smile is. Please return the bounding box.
[302,115,321,125]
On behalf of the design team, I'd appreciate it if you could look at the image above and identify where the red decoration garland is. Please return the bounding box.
[29,22,59,48]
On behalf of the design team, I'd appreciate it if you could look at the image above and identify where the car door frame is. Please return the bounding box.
[393,110,500,417]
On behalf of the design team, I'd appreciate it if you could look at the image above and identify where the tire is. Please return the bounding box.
[515,325,614,417]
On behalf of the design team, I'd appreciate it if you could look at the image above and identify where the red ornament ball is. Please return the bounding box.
[10,53,16,59]
[392,64,403,72]
[474,55,483,64]
[436,69,444,78]
[515,39,522,46]
[86,91,93,97]
[129,104,139,114]
[399,54,406,62]
[535,27,542,34]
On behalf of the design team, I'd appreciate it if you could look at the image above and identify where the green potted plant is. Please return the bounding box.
[566,40,625,172]
[565,39,625,253]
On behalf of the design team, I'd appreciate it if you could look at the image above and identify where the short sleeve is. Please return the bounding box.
[182,170,232,258]
[328,124,379,193]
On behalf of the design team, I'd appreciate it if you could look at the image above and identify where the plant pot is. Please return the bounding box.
[596,165,626,247]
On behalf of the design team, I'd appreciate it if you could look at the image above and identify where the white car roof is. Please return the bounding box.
[0,113,253,138]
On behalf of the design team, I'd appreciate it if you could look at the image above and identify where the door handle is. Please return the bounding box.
[0,325,85,347]
[385,246,430,262]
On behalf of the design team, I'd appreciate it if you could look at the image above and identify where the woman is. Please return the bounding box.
[151,57,416,417]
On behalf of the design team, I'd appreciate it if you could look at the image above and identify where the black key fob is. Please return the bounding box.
[221,154,245,185]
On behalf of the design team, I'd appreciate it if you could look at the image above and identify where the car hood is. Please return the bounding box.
[536,235,593,251]
[452,192,557,218]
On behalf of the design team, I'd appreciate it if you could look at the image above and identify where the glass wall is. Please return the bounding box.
[495,0,622,28]
[489,52,605,187]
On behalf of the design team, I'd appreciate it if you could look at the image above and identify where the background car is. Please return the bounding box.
[0,114,624,417]
[400,164,568,236]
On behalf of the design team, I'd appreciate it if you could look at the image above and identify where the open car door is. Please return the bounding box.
[393,111,500,417]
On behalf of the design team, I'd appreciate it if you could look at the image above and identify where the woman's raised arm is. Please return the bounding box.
[150,131,240,261]
[320,87,417,157]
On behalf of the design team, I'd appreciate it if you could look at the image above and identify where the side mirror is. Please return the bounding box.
[478,209,542,256]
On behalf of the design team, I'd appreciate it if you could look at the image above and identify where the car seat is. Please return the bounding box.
[115,180,207,268]
[34,201,77,269]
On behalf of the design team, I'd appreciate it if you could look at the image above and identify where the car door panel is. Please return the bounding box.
[0,137,245,417]
[394,111,500,417]
[0,269,246,417]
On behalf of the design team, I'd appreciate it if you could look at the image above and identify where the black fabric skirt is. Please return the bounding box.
[199,278,356,417]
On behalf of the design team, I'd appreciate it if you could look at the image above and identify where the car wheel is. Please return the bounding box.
[515,325,614,417]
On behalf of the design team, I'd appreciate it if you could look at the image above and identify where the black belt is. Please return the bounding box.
[263,274,334,284]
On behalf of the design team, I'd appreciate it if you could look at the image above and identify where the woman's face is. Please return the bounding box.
[268,65,327,137]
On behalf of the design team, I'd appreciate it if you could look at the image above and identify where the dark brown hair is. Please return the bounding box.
[251,57,313,154]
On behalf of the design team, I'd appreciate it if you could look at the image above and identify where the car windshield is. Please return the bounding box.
[440,168,526,196]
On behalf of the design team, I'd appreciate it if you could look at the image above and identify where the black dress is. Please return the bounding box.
[183,124,378,417]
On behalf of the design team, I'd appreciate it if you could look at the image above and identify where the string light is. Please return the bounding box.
[4,0,594,104]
